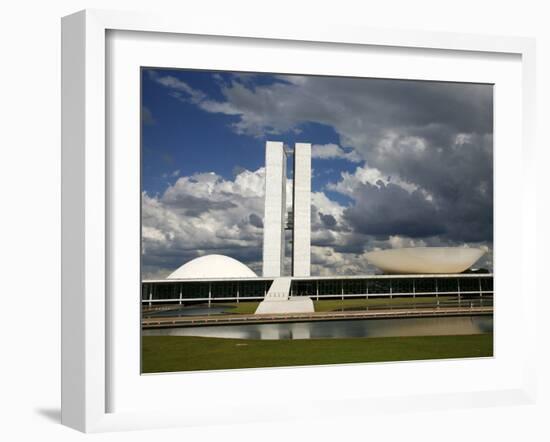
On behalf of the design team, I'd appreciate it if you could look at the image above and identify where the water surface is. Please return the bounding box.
[142,315,493,340]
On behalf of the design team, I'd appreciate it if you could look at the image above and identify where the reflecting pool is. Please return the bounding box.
[142,315,493,340]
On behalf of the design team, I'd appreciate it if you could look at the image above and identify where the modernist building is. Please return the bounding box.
[142,271,493,305]
[142,140,493,307]
[365,247,486,274]
[262,141,287,277]
[262,141,311,277]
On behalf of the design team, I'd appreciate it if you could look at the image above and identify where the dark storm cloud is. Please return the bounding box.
[199,75,493,142]
[319,212,337,229]
[351,79,493,134]
[184,73,493,247]
[365,133,493,243]
[141,247,200,279]
[163,193,237,216]
[332,236,368,254]
[343,181,446,238]
[142,243,264,278]
[248,213,264,228]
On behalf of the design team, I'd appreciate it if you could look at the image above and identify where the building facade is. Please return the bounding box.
[292,143,311,277]
[262,141,287,277]
[262,140,311,277]
[142,274,494,305]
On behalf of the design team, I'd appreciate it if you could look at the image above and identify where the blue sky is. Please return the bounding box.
[142,70,356,205]
[141,68,493,278]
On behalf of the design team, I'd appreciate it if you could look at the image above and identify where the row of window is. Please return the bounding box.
[141,276,493,301]
[291,277,493,296]
[141,280,272,300]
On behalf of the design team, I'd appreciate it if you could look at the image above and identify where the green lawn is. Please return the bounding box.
[142,333,493,373]
[312,296,455,312]
[210,297,455,316]
[223,301,260,314]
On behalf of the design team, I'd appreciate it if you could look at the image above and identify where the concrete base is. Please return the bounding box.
[255,276,314,314]
[255,296,315,314]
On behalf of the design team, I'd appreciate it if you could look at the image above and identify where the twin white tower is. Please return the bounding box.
[262,141,311,277]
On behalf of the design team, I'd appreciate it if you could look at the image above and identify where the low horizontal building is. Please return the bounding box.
[141,273,493,305]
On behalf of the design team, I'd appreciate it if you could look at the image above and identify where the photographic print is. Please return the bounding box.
[140,68,493,373]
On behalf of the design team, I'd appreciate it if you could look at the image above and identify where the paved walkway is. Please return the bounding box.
[142,305,493,329]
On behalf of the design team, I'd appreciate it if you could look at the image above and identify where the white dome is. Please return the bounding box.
[366,247,485,274]
[167,254,257,279]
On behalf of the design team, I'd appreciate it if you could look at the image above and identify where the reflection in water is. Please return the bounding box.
[143,315,493,340]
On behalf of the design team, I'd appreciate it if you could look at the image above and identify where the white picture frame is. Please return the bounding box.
[61,9,537,433]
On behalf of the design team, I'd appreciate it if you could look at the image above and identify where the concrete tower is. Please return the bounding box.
[292,143,311,276]
[262,141,287,277]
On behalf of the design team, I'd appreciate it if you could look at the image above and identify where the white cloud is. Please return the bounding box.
[311,246,372,276]
[388,235,427,249]
[142,164,494,278]
[327,165,421,195]
[142,164,367,277]
[312,190,344,217]
[144,71,494,274]
[312,143,361,163]
[142,168,267,278]
[161,169,181,179]
[153,74,206,104]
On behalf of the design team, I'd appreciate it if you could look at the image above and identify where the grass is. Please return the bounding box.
[312,296,455,312]
[207,297,455,316]
[222,302,260,314]
[142,333,493,373]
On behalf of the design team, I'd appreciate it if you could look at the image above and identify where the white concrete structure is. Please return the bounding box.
[366,247,485,274]
[292,143,311,277]
[255,277,314,314]
[262,141,287,277]
[167,254,257,279]
[261,140,312,277]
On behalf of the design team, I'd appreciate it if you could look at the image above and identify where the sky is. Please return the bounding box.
[141,68,493,279]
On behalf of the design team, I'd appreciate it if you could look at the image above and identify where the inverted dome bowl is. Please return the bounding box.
[366,247,485,274]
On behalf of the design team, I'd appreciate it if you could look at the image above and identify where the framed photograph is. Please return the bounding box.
[61,9,537,432]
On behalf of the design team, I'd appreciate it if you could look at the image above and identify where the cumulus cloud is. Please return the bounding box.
[249,213,263,228]
[312,143,361,163]
[161,170,180,179]
[319,212,337,229]
[327,164,421,195]
[142,168,267,278]
[142,164,492,277]
[159,74,492,148]
[344,181,445,238]
[142,165,374,277]
[145,70,494,275]
[151,73,206,104]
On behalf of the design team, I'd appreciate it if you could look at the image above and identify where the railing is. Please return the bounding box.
[142,291,494,304]
[142,305,493,328]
